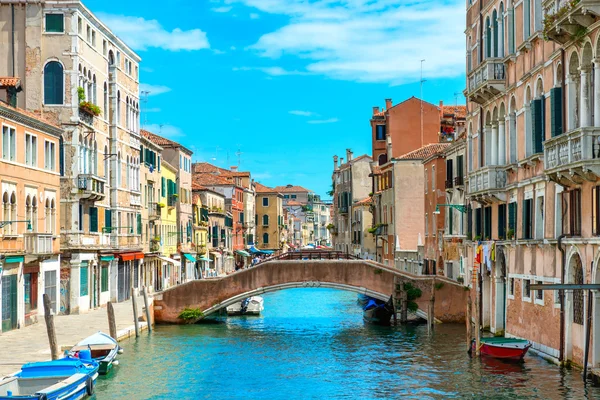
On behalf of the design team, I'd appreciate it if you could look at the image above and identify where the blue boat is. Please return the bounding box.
[0,350,99,400]
[360,295,395,326]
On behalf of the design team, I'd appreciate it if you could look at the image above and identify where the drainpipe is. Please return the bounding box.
[11,4,15,77]
[561,49,566,134]
[558,233,567,363]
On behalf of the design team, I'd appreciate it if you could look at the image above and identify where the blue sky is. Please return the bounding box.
[88,0,466,197]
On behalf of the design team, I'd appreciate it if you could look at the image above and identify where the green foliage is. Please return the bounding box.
[434,282,445,290]
[403,283,422,302]
[178,308,204,321]
[77,86,86,103]
[407,301,419,313]
[507,229,515,240]
[542,0,581,40]
[373,268,383,275]
[79,101,101,116]
[457,276,464,284]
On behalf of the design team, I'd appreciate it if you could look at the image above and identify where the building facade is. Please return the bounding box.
[0,98,62,332]
[254,183,284,251]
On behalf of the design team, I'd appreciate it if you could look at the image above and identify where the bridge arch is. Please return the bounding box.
[153,257,469,324]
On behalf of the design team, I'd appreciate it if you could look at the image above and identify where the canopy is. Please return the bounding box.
[183,253,197,262]
[199,256,212,262]
[4,256,24,264]
[100,255,114,262]
[235,250,251,257]
[116,251,144,261]
[249,246,274,255]
[157,255,179,265]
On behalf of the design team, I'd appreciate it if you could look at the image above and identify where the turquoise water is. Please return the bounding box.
[95,288,600,399]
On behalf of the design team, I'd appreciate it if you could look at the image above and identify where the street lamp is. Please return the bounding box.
[0,220,32,231]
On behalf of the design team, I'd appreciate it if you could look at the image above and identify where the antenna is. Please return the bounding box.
[141,90,150,128]
[235,145,243,167]
[159,123,164,134]
[211,146,221,163]
[420,59,426,148]
[454,92,461,108]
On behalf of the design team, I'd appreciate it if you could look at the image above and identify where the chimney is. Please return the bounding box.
[333,155,339,171]
[346,148,353,162]
[386,135,393,160]
[230,166,238,172]
[385,98,392,110]
[372,106,379,115]
[340,157,344,165]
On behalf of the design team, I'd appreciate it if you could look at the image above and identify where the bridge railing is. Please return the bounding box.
[262,250,361,262]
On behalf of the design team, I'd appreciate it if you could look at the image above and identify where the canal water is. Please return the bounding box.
[95,288,600,399]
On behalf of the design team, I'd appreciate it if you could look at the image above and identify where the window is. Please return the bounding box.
[509,278,515,296]
[263,233,269,245]
[86,25,91,42]
[103,40,107,56]
[425,169,428,193]
[565,189,581,236]
[101,266,109,292]
[25,133,37,167]
[376,125,386,141]
[89,207,98,233]
[483,206,492,240]
[523,0,531,39]
[522,198,533,239]
[263,215,269,226]
[475,207,482,239]
[44,270,57,314]
[573,258,584,325]
[431,166,435,191]
[550,87,563,137]
[523,279,531,300]
[80,263,89,297]
[498,204,507,239]
[508,202,517,238]
[535,195,544,239]
[45,14,64,33]
[425,213,428,235]
[262,197,269,207]
[44,140,56,171]
[535,280,544,303]
[91,30,96,46]
[43,61,64,105]
[78,17,82,34]
[291,195,297,199]
[531,98,544,154]
[2,125,16,161]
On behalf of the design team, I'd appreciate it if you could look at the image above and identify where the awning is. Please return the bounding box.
[5,256,24,264]
[157,255,179,265]
[116,252,144,261]
[100,255,114,262]
[235,250,251,257]
[262,250,275,255]
[199,256,212,262]
[183,253,197,262]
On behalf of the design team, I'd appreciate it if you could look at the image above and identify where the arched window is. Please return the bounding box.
[486,17,491,59]
[117,91,121,125]
[126,155,131,190]
[44,61,64,105]
[31,196,38,233]
[523,0,531,39]
[263,233,269,245]
[93,140,98,175]
[45,198,51,234]
[9,192,16,235]
[378,153,387,166]
[263,215,269,226]
[50,199,56,234]
[92,75,97,105]
[2,192,9,234]
[492,10,498,57]
[117,151,121,187]
[126,96,130,129]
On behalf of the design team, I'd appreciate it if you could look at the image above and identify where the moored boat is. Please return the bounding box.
[0,352,98,400]
[471,337,532,360]
[226,296,264,316]
[69,332,120,375]
[362,296,394,326]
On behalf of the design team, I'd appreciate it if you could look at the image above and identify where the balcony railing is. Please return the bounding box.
[544,127,600,182]
[77,174,106,201]
[130,192,142,207]
[24,233,54,254]
[454,175,464,187]
[445,179,454,189]
[467,58,505,105]
[338,206,348,214]
[148,203,160,220]
[78,108,94,126]
[468,165,507,201]
[544,0,600,45]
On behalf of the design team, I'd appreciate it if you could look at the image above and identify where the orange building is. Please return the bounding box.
[1,80,62,332]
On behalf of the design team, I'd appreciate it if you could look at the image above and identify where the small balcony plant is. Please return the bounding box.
[77,87,101,116]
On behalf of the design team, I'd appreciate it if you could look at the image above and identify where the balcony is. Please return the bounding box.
[544,126,600,185]
[467,58,505,105]
[77,174,106,201]
[454,175,465,188]
[130,192,141,207]
[78,108,94,126]
[468,165,507,203]
[24,233,54,255]
[445,179,454,190]
[338,206,348,214]
[544,0,600,45]
[148,203,160,221]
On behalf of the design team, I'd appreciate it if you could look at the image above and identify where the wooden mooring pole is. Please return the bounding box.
[107,301,117,340]
[474,268,481,356]
[142,286,152,333]
[428,278,435,332]
[43,294,59,360]
[466,295,472,352]
[131,288,140,337]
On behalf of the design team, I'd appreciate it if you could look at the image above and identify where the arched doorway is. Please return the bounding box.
[566,251,585,361]
[493,249,506,334]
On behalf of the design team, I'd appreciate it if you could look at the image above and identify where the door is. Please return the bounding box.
[44,270,57,314]
[1,275,17,332]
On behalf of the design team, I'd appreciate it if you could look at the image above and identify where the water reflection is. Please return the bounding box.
[95,288,600,399]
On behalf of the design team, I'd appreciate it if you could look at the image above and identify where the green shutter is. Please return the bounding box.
[161,177,166,197]
[140,145,144,163]
[498,204,507,239]
[531,99,544,154]
[104,209,112,229]
[89,207,98,233]
[137,214,142,235]
[448,208,453,235]
[240,212,244,224]
[101,266,109,292]
[550,87,563,137]
[45,14,64,33]
[44,62,63,105]
[522,199,532,239]
[80,266,89,297]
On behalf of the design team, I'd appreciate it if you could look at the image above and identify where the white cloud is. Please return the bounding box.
[212,49,226,55]
[230,46,237,51]
[212,6,233,12]
[97,13,210,51]
[250,13,260,19]
[307,118,338,124]
[143,124,183,138]
[140,83,171,96]
[227,0,464,85]
[289,110,316,117]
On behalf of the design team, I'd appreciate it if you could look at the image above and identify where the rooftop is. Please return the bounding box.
[440,105,467,119]
[397,143,450,160]
[255,182,277,194]
[273,184,312,193]
[0,77,21,88]
[141,129,192,154]
[354,197,373,206]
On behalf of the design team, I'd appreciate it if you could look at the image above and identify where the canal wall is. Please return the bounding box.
[153,260,469,324]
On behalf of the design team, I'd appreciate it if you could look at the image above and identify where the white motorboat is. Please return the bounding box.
[226,296,264,316]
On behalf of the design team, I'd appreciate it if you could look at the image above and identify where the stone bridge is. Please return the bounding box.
[153,254,468,324]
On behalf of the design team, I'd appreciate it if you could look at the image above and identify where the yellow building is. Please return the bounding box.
[192,188,209,277]
[158,161,179,288]
[254,183,284,250]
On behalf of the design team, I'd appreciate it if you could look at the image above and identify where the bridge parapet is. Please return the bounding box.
[153,259,469,324]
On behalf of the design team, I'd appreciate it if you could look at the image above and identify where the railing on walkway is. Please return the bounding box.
[262,250,361,263]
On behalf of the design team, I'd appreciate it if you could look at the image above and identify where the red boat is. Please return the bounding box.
[471,337,532,360]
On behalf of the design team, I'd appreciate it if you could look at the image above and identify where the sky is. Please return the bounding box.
[86,0,467,198]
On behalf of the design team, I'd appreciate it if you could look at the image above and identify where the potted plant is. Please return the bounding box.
[507,229,515,240]
[157,202,166,208]
[77,87,102,116]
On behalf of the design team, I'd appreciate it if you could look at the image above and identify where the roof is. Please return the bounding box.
[338,154,372,169]
[273,184,311,193]
[192,182,224,197]
[140,129,192,154]
[0,77,21,87]
[354,197,373,206]
[193,173,232,186]
[373,96,439,117]
[286,200,303,206]
[397,143,450,160]
[254,182,277,194]
[193,162,250,178]
[441,105,467,119]
[0,101,62,135]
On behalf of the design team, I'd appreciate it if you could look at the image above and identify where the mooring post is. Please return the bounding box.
[474,270,481,356]
[107,301,117,340]
[43,293,59,360]
[142,286,152,333]
[401,289,408,324]
[583,289,593,383]
[466,295,472,352]
[429,278,435,331]
[131,287,140,337]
